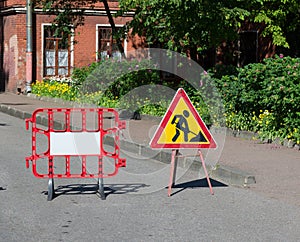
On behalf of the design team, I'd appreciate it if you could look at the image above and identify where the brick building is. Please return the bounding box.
[0,0,143,92]
[1,1,297,93]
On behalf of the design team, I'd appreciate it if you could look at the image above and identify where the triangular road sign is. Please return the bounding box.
[150,88,217,149]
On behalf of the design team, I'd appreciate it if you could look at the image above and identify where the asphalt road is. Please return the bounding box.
[1,112,300,241]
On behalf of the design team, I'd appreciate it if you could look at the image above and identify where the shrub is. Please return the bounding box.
[216,55,300,143]
[209,64,238,79]
[72,61,102,86]
[77,58,161,98]
[33,55,300,145]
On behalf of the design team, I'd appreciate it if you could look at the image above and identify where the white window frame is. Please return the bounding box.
[95,24,127,62]
[41,23,74,78]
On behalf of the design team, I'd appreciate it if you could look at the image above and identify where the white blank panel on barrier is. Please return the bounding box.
[50,132,101,155]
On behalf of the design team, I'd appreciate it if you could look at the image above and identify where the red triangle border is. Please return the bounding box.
[150,88,217,149]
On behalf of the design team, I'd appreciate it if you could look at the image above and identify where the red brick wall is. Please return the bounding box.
[2,14,27,92]
[73,15,134,68]
[74,18,100,68]
[1,0,134,92]
[4,0,25,7]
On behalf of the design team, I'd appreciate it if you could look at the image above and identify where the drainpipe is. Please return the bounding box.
[26,0,32,93]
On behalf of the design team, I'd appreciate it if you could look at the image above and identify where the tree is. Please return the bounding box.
[35,0,300,58]
[118,0,249,54]
[250,0,300,48]
[118,0,300,55]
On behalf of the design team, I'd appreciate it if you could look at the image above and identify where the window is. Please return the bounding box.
[97,26,124,61]
[43,25,71,76]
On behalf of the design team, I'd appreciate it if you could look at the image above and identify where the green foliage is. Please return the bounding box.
[32,56,300,145]
[77,58,161,98]
[81,91,119,108]
[138,103,167,117]
[36,0,300,59]
[31,58,216,125]
[251,0,300,48]
[215,55,300,144]
[72,61,102,86]
[118,0,250,53]
[118,0,300,55]
[208,64,239,80]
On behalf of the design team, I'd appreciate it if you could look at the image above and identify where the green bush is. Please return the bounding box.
[209,64,238,79]
[71,58,216,125]
[72,61,102,86]
[32,55,300,145]
[215,55,300,144]
[77,58,161,97]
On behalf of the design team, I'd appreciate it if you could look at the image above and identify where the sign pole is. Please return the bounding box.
[168,149,178,196]
[198,149,214,195]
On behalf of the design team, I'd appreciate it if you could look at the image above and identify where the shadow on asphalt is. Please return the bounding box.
[42,179,227,200]
[169,178,227,196]
[43,183,149,200]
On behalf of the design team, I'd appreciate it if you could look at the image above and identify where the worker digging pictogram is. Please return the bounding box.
[171,110,208,143]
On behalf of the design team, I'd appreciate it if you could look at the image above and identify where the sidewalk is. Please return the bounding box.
[0,92,299,207]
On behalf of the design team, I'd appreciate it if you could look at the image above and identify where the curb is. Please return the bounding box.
[0,100,256,187]
[25,94,300,150]
[0,104,32,120]
[115,138,256,186]
[210,164,256,187]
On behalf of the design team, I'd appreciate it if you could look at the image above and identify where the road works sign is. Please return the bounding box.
[150,88,217,149]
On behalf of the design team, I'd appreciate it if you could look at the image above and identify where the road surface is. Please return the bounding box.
[0,112,299,241]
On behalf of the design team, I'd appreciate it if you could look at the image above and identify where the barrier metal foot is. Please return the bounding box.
[98,178,106,200]
[47,178,55,201]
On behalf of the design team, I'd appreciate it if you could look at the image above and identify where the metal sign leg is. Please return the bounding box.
[198,150,214,195]
[168,149,178,197]
[47,178,55,201]
[98,177,106,200]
